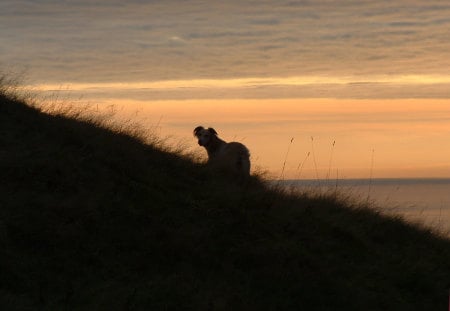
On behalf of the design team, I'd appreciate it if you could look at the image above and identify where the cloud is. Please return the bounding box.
[1,0,450,99]
[30,75,450,101]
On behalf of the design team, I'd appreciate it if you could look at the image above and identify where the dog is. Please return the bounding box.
[193,126,250,176]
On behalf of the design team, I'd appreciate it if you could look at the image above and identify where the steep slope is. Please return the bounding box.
[1,91,450,310]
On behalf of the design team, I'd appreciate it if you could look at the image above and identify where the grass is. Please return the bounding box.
[1,76,450,310]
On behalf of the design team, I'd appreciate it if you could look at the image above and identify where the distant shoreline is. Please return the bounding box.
[276,178,450,234]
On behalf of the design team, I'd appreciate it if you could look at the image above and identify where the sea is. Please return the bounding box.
[279,178,450,235]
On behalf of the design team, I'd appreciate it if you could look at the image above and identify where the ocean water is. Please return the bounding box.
[281,179,450,234]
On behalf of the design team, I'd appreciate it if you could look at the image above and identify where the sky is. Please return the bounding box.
[1,0,450,178]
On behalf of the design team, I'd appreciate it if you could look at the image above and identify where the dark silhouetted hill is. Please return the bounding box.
[1,86,450,310]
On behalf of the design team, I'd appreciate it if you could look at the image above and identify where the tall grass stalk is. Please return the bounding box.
[334,168,339,197]
[326,140,336,181]
[310,136,320,182]
[279,137,294,181]
[296,151,310,180]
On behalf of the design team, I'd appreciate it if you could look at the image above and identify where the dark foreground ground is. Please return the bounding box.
[1,87,450,310]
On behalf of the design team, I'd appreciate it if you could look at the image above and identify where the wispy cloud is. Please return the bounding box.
[2,0,450,98]
[37,74,450,89]
[31,75,450,100]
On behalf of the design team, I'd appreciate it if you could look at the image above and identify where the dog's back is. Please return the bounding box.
[221,142,250,176]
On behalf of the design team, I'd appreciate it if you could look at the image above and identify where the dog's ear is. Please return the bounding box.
[193,126,204,136]
[208,128,218,135]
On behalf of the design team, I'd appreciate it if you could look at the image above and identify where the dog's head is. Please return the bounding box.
[193,126,217,147]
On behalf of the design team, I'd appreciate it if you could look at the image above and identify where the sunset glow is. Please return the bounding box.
[32,74,450,92]
[77,98,450,179]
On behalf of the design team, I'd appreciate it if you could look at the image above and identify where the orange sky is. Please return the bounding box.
[75,97,450,179]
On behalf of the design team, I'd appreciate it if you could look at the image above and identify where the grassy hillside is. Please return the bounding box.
[1,85,450,310]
